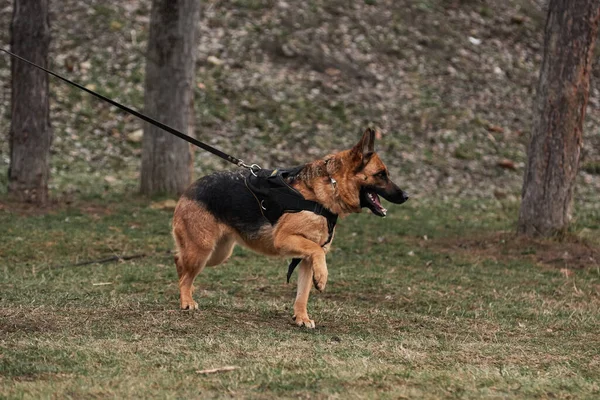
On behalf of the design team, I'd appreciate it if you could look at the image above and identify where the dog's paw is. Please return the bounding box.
[293,314,316,329]
[180,300,198,310]
[312,269,327,292]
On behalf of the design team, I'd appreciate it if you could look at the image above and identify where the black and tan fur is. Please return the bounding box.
[172,128,408,328]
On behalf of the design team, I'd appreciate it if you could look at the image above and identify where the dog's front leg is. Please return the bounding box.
[274,234,328,291]
[274,234,327,328]
[293,259,316,328]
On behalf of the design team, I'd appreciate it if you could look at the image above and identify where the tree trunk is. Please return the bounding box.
[518,0,600,237]
[140,0,200,196]
[8,0,52,205]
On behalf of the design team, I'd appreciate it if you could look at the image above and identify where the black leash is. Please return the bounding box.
[1,48,259,172]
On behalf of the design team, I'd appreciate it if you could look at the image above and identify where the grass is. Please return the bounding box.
[1,195,599,398]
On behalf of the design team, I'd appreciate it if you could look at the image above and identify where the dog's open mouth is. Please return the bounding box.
[360,188,387,217]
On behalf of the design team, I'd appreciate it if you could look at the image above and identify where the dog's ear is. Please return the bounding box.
[351,128,376,164]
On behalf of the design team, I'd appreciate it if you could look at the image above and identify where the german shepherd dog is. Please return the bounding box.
[172,128,409,328]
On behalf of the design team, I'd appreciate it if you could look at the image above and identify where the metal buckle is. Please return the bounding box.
[238,161,262,176]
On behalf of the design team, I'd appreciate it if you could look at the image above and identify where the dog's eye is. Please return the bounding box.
[375,171,388,180]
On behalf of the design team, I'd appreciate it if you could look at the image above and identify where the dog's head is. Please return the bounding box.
[330,128,409,216]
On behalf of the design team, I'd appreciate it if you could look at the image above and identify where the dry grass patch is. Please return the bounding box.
[418,231,600,271]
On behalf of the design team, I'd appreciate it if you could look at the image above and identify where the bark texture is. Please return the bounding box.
[8,0,52,204]
[518,0,600,236]
[140,0,200,196]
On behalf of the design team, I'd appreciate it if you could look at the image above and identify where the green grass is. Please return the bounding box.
[1,196,599,398]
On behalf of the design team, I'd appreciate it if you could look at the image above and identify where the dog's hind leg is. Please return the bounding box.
[174,236,234,310]
[206,235,236,267]
[292,259,315,328]
[172,198,227,310]
[174,243,211,310]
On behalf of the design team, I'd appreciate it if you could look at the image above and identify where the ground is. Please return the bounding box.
[1,0,600,398]
[0,197,598,398]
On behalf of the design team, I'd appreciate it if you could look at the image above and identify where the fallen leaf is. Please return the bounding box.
[110,21,123,31]
[79,60,91,71]
[150,199,178,210]
[64,57,75,72]
[497,159,516,170]
[487,124,505,133]
[281,43,296,57]
[325,67,341,76]
[468,36,482,45]
[511,15,526,24]
[207,56,224,66]
[240,100,257,111]
[493,189,507,199]
[127,129,143,143]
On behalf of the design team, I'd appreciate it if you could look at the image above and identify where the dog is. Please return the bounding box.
[172,128,409,328]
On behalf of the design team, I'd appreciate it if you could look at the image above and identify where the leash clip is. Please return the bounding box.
[238,160,262,176]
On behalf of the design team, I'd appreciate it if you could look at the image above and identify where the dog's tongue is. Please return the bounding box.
[368,191,387,216]
[372,193,382,208]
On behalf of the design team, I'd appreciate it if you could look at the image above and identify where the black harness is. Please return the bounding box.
[245,167,338,283]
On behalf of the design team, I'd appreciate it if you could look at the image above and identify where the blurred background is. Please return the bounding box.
[0,0,599,206]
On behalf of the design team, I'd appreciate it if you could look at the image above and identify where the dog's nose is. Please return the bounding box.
[402,192,410,203]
